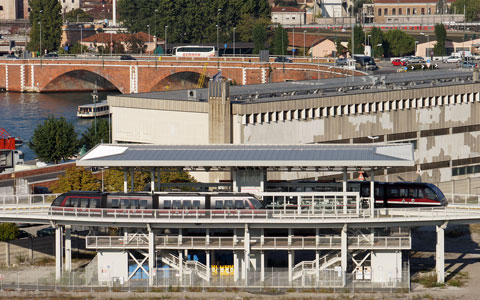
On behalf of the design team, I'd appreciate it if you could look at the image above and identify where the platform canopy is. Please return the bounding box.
[76,144,414,171]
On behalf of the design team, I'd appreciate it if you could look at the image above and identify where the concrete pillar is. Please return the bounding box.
[341,225,348,286]
[148,230,155,287]
[370,167,375,218]
[65,225,72,272]
[260,251,265,282]
[206,228,210,246]
[436,224,446,283]
[233,251,239,282]
[55,226,63,281]
[244,225,250,281]
[112,0,117,26]
[206,250,211,282]
[123,169,128,193]
[315,250,320,281]
[343,167,347,214]
[178,228,182,246]
[178,250,183,282]
[130,169,135,192]
[288,228,292,246]
[288,250,295,282]
[208,78,232,144]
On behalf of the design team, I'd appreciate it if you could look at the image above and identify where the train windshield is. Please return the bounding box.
[52,195,65,206]
[430,185,446,201]
[250,198,263,209]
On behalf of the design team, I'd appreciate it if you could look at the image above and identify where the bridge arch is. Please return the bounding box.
[42,70,121,93]
[150,71,210,92]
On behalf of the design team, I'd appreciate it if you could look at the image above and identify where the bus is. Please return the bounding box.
[173,46,216,58]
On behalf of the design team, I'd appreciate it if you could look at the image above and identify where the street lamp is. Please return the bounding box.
[216,24,219,56]
[79,25,83,56]
[303,30,306,57]
[233,27,236,57]
[154,9,158,37]
[38,9,42,57]
[164,25,168,55]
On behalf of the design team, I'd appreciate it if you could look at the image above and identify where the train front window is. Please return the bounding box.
[192,200,200,209]
[235,200,244,209]
[52,195,65,206]
[424,188,437,200]
[164,200,171,209]
[250,198,263,209]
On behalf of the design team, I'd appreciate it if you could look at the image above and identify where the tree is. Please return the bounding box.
[237,14,270,43]
[103,169,149,192]
[335,38,345,57]
[252,23,267,54]
[368,27,384,58]
[0,223,18,241]
[347,25,365,56]
[434,23,447,56]
[452,0,480,22]
[28,116,79,164]
[80,119,110,151]
[65,8,93,23]
[384,29,415,57]
[125,35,146,54]
[28,0,62,53]
[51,167,100,193]
[271,25,288,55]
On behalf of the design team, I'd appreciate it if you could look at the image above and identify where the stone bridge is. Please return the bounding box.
[0,57,361,93]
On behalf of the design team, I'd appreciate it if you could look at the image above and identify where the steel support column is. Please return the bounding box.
[123,169,128,193]
[341,225,348,287]
[179,250,183,282]
[65,225,71,272]
[260,251,265,282]
[436,223,447,283]
[243,224,250,283]
[315,228,320,281]
[148,230,155,287]
[206,250,211,282]
[288,250,294,283]
[55,226,63,281]
[233,251,239,282]
[343,167,347,214]
[370,167,375,218]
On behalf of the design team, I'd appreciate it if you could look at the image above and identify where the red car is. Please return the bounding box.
[392,59,407,66]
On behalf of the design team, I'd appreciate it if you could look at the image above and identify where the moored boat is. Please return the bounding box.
[77,101,109,118]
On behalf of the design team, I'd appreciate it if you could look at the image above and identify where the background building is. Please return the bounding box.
[272,7,306,25]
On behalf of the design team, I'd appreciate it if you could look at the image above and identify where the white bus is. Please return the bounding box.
[173,46,216,57]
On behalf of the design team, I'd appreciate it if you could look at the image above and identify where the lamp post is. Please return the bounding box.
[292,25,295,58]
[164,25,168,55]
[154,9,158,37]
[233,27,236,57]
[303,30,306,57]
[217,8,221,56]
[79,25,83,56]
[38,9,42,57]
[282,8,285,56]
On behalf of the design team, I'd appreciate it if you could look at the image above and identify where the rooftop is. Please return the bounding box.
[115,69,475,104]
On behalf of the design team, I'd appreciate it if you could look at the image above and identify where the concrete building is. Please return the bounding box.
[0,0,24,20]
[287,32,336,57]
[364,0,463,25]
[108,70,480,194]
[319,0,347,18]
[272,7,305,26]
[60,0,81,13]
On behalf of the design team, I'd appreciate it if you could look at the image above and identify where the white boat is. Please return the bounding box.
[77,101,109,118]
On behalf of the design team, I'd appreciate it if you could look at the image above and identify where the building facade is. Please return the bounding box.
[272,7,306,26]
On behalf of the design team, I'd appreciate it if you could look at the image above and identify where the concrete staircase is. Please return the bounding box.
[158,250,209,281]
[292,251,342,280]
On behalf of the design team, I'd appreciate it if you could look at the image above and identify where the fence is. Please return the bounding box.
[445,193,480,206]
[0,265,410,292]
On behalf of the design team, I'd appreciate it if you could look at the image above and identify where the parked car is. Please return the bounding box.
[33,186,51,194]
[37,227,55,237]
[443,56,462,63]
[120,55,136,60]
[17,230,32,239]
[404,56,425,64]
[275,56,292,63]
[335,58,348,66]
[44,53,58,58]
[392,59,407,66]
[354,55,378,71]
[459,61,477,68]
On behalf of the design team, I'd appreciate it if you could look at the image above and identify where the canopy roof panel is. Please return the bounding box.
[76,144,414,170]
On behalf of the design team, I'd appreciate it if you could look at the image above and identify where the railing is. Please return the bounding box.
[0,193,59,206]
[86,235,411,250]
[445,193,480,206]
[185,260,208,281]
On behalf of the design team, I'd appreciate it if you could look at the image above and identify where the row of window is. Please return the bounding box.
[452,165,480,177]
[243,92,479,125]
[378,7,433,16]
[111,199,148,209]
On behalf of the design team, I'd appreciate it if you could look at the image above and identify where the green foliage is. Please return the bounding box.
[0,223,19,241]
[65,8,93,23]
[160,171,197,190]
[368,27,384,58]
[385,29,415,57]
[28,116,79,164]
[103,169,149,192]
[58,42,88,55]
[28,0,62,53]
[237,15,270,43]
[117,0,270,44]
[347,25,365,56]
[335,38,345,57]
[80,119,110,151]
[125,35,146,54]
[452,0,480,22]
[51,166,100,193]
[434,23,447,56]
[271,25,288,55]
[252,23,267,54]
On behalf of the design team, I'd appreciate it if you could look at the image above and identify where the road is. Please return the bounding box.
[371,59,475,75]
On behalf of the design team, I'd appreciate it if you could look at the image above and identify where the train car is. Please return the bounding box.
[50,191,263,211]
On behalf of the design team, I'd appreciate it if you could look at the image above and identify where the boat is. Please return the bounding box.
[14,136,23,146]
[77,101,110,118]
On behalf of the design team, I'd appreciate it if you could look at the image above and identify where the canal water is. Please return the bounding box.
[0,91,118,161]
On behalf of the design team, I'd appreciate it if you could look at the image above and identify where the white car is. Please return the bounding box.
[443,56,461,63]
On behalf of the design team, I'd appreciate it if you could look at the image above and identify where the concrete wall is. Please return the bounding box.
[111,106,209,145]
[97,250,128,284]
[371,250,402,283]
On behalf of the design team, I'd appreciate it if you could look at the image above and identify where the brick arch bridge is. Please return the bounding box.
[0,57,363,93]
